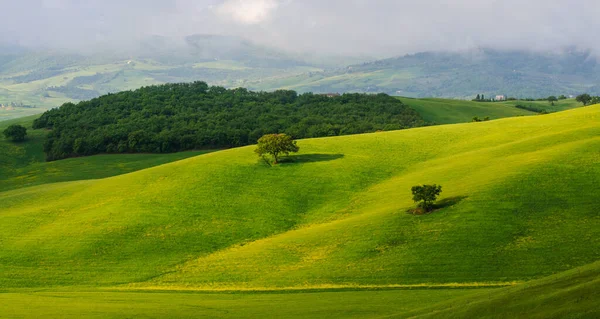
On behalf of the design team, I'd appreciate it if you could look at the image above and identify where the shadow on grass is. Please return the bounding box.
[407,196,468,215]
[279,153,344,164]
[433,196,468,210]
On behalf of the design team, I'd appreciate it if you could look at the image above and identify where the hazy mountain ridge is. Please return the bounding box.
[251,48,600,98]
[0,35,364,112]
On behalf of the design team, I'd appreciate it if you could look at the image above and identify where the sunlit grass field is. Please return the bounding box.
[0,106,599,317]
[401,260,600,318]
[498,98,582,113]
[398,97,534,124]
[1,262,596,318]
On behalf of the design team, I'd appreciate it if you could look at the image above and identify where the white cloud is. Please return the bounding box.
[2,0,600,56]
[215,0,279,24]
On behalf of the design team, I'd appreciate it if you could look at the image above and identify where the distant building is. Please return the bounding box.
[495,95,506,101]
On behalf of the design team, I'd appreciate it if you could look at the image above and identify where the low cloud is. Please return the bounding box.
[1,0,599,57]
[215,0,279,25]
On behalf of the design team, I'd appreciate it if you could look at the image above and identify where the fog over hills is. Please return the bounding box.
[3,1,600,56]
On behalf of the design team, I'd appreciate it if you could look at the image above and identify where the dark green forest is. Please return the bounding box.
[33,82,425,161]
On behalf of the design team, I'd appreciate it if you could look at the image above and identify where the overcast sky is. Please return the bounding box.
[1,0,598,57]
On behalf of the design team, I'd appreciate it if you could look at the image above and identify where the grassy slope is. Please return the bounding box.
[1,106,599,290]
[1,262,596,318]
[398,97,534,124]
[400,260,600,319]
[0,289,478,319]
[0,116,211,192]
[498,98,582,113]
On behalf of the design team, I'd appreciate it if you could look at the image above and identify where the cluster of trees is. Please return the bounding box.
[473,94,517,102]
[520,95,568,102]
[3,124,27,142]
[472,116,491,122]
[473,94,491,102]
[514,104,548,114]
[575,93,600,106]
[33,81,426,161]
[473,94,569,104]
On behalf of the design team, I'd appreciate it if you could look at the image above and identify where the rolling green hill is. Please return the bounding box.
[1,105,599,288]
[1,262,596,318]
[1,105,598,317]
[397,98,534,124]
[397,98,582,124]
[498,98,582,113]
[401,260,600,319]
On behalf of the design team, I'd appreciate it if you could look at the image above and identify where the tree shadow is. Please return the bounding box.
[407,196,468,215]
[433,196,468,210]
[279,153,344,164]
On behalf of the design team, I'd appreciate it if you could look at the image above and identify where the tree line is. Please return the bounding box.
[575,93,600,106]
[33,81,426,161]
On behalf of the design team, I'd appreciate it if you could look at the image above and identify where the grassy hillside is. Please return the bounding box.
[1,105,598,290]
[401,260,600,318]
[1,262,596,318]
[0,289,480,319]
[0,117,210,192]
[398,97,534,124]
[498,98,582,113]
[398,97,582,125]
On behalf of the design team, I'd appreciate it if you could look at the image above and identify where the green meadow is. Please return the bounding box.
[402,260,600,318]
[1,262,596,318]
[397,97,534,124]
[0,105,599,317]
[498,98,582,113]
[396,97,583,125]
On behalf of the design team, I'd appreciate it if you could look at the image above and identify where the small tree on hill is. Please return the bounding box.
[475,94,480,101]
[576,94,592,106]
[3,124,27,142]
[255,133,299,164]
[547,96,558,106]
[411,184,442,212]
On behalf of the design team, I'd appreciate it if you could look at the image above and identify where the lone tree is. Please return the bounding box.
[576,93,592,106]
[3,124,27,142]
[411,184,442,212]
[255,133,299,164]
[547,96,558,106]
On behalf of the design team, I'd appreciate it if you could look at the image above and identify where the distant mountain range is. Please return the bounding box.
[1,36,599,113]
[0,35,368,110]
[249,48,600,98]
